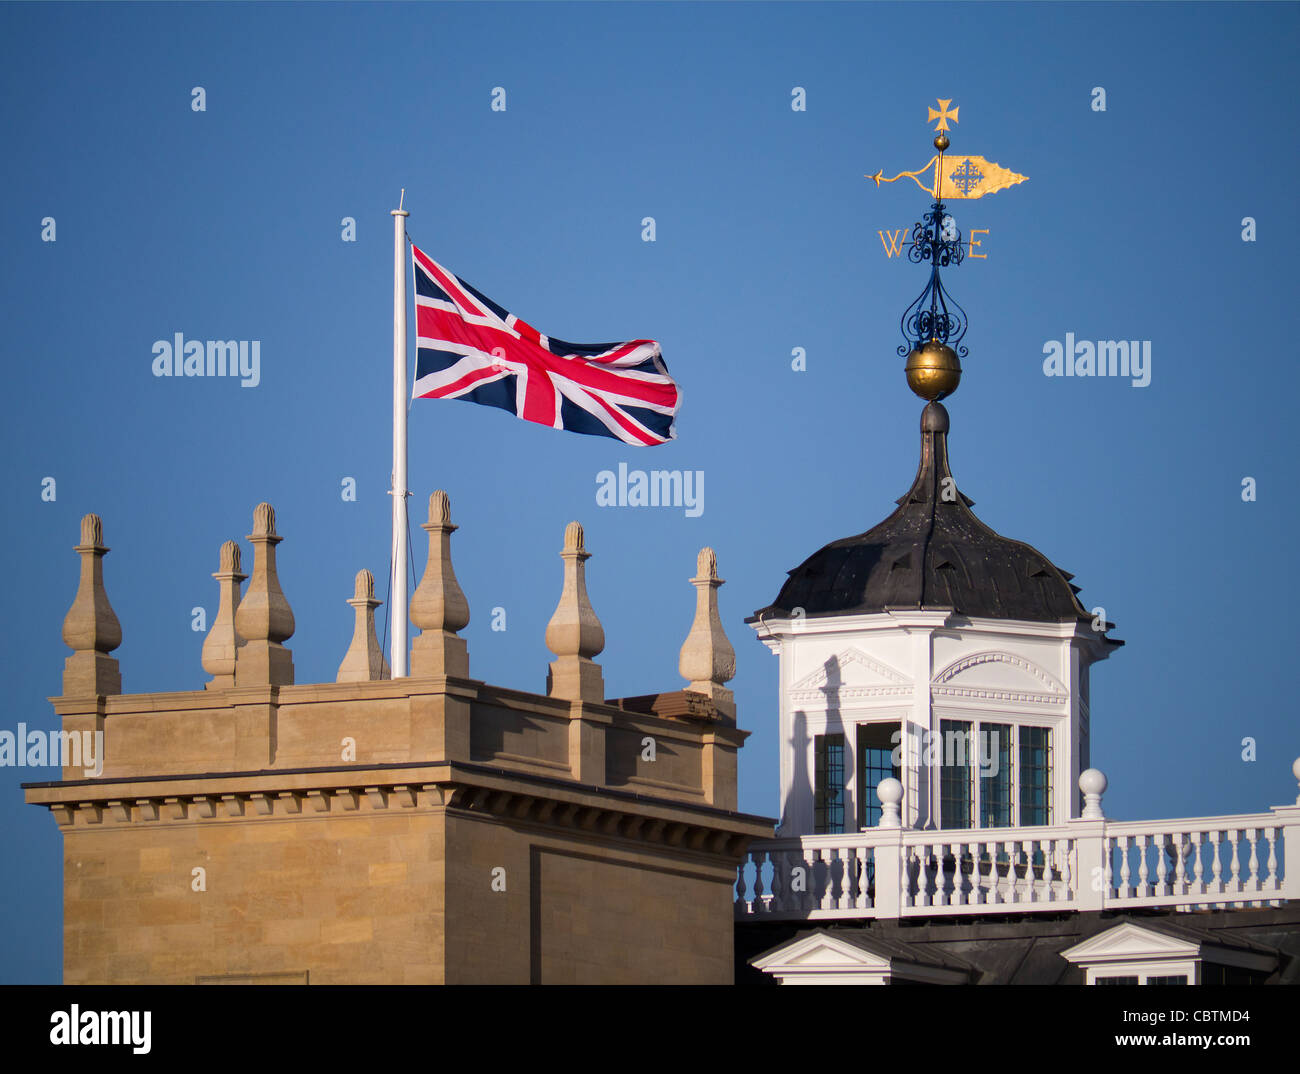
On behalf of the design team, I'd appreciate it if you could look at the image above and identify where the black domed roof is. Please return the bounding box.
[753,402,1119,633]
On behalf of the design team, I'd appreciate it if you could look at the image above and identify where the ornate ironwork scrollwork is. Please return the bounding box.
[897,260,970,359]
[907,201,966,267]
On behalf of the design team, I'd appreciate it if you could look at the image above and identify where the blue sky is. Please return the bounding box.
[1,1,1297,982]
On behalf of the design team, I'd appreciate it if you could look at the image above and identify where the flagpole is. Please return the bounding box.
[391,192,410,678]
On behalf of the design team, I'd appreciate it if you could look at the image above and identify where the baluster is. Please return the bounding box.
[1005,840,1020,904]
[1038,839,1051,903]
[1061,839,1073,903]
[843,845,855,910]
[1048,839,1062,902]
[1173,833,1188,894]
[901,847,915,908]
[814,847,829,911]
[838,845,852,911]
[1229,830,1242,895]
[811,846,823,911]
[806,846,819,910]
[915,844,930,908]
[1118,835,1131,898]
[928,844,941,909]
[953,840,966,906]
[1046,839,1058,902]
[968,839,982,907]
[1210,830,1224,894]
[1039,838,1051,902]
[934,842,949,908]
[1267,827,1280,894]
[1022,837,1036,904]
[1247,829,1260,898]
[1136,834,1150,899]
[735,854,748,910]
[764,848,780,913]
[1192,832,1205,893]
[862,846,875,910]
[1156,836,1169,895]
[856,845,868,909]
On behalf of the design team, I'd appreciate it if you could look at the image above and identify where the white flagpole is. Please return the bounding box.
[391,192,410,678]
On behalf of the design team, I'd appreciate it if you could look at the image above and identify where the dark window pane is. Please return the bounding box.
[979,723,1013,828]
[814,733,845,834]
[1019,726,1053,826]
[939,720,972,830]
[857,724,901,828]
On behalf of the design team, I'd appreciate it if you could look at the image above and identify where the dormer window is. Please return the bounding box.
[1061,922,1277,985]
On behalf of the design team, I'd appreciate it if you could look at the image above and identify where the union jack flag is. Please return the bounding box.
[411,244,679,445]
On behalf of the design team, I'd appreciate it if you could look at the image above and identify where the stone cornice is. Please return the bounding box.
[22,759,775,858]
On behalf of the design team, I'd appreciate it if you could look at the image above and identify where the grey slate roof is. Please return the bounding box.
[753,401,1120,635]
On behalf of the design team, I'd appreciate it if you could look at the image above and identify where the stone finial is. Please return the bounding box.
[61,512,122,696]
[233,502,295,686]
[337,569,391,683]
[1292,756,1300,805]
[1079,768,1108,820]
[409,490,470,677]
[545,521,605,702]
[877,778,903,828]
[678,547,737,722]
[201,540,246,690]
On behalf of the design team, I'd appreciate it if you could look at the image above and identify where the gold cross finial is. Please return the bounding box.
[928,98,959,132]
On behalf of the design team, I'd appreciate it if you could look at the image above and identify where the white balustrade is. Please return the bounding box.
[735,760,1300,921]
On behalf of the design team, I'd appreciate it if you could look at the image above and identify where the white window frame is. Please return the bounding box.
[932,716,1056,830]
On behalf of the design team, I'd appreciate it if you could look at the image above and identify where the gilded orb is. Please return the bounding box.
[905,340,962,400]
[933,132,950,152]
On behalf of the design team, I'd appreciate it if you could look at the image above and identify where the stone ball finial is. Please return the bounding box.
[877,777,903,828]
[252,502,277,538]
[218,540,242,573]
[79,513,104,547]
[545,519,604,700]
[1292,757,1300,804]
[354,568,376,600]
[1079,768,1108,820]
[697,546,719,580]
[680,546,735,700]
[1078,768,1108,796]
[429,490,452,526]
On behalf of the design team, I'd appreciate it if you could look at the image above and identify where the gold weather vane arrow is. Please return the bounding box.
[868,99,1027,200]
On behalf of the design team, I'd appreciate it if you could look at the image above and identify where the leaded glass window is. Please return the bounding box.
[813,733,845,834]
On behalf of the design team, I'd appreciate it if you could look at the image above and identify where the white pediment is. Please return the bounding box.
[1061,923,1199,964]
[932,650,1067,703]
[752,932,890,974]
[788,648,910,703]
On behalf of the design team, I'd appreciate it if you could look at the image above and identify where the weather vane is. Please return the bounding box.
[868,99,1027,401]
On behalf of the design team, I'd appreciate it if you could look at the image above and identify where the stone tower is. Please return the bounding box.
[26,498,772,984]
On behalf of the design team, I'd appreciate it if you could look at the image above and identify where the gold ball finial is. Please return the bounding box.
[934,132,950,152]
[905,340,962,400]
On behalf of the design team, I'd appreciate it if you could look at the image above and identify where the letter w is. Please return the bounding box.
[878,229,908,258]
